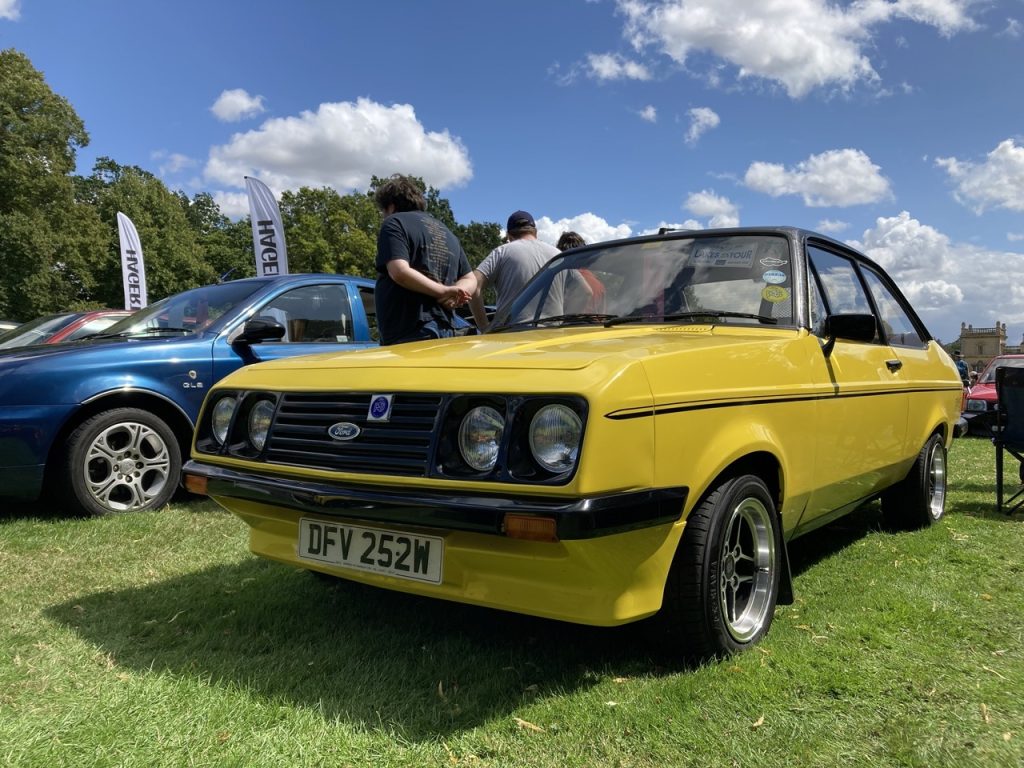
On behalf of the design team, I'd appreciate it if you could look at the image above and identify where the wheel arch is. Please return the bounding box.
[45,389,195,479]
[680,450,794,606]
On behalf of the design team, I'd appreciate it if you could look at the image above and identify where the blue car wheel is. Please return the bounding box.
[61,407,182,516]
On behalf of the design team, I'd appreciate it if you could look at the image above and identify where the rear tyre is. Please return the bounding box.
[658,474,781,661]
[881,433,946,530]
[60,408,181,516]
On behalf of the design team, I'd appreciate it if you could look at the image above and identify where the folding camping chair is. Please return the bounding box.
[993,365,1024,515]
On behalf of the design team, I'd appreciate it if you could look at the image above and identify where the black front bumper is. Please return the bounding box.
[184,460,687,541]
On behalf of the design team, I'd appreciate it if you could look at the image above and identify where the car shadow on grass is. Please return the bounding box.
[785,503,882,578]
[43,500,930,739]
[45,555,671,738]
[0,498,72,522]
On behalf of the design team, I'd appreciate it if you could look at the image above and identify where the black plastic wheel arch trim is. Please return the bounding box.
[184,460,686,540]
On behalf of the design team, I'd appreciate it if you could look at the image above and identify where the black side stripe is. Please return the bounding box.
[605,386,962,420]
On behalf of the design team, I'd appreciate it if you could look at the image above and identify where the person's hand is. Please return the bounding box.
[438,285,469,309]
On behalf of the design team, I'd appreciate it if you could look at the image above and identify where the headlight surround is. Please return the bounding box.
[966,399,988,412]
[247,398,276,451]
[211,396,237,444]
[529,404,582,473]
[458,405,505,471]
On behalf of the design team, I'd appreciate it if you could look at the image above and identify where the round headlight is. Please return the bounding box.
[529,404,582,473]
[458,406,505,472]
[248,399,276,451]
[211,397,237,444]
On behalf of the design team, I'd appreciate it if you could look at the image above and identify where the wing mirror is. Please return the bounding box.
[821,313,876,357]
[234,316,286,345]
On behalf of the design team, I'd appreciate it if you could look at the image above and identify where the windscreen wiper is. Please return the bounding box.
[488,313,617,333]
[604,311,778,327]
[76,331,129,340]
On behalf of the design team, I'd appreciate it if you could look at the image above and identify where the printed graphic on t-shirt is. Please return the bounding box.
[424,218,452,282]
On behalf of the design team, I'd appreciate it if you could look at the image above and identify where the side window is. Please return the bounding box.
[807,246,879,342]
[862,268,925,348]
[359,286,379,343]
[259,285,354,343]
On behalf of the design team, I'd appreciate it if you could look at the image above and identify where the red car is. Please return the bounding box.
[0,309,131,350]
[962,354,1024,435]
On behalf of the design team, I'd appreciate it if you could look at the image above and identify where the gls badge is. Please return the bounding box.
[327,422,361,441]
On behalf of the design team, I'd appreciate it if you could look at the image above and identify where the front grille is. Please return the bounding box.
[265,393,443,476]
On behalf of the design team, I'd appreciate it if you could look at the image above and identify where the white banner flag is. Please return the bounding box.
[116,212,148,311]
[245,176,289,277]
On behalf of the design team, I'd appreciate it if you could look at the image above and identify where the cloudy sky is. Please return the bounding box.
[3,0,1024,343]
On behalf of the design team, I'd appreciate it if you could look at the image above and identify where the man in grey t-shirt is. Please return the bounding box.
[470,210,560,330]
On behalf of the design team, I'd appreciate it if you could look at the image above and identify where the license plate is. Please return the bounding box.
[297,518,444,584]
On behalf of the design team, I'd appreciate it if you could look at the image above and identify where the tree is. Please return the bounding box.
[279,186,380,277]
[77,158,217,305]
[454,220,503,267]
[0,49,108,318]
[178,191,254,281]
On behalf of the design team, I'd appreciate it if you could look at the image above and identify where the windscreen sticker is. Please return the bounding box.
[762,270,787,285]
[691,247,755,269]
[760,256,788,267]
[762,285,790,303]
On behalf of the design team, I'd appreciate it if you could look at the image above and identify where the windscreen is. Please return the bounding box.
[981,357,1024,383]
[0,313,80,349]
[490,234,794,331]
[100,280,267,337]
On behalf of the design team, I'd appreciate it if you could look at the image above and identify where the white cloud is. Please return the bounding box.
[684,189,739,228]
[151,150,197,176]
[585,52,652,81]
[212,191,250,219]
[210,89,266,122]
[0,0,20,21]
[639,220,703,235]
[535,213,633,246]
[617,0,977,97]
[849,211,1024,343]
[685,107,720,145]
[744,148,891,207]
[1009,233,1024,242]
[1001,18,1022,38]
[203,97,473,194]
[816,218,849,234]
[639,105,657,123]
[935,139,1024,213]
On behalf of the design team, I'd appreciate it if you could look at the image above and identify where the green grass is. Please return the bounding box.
[2,438,1023,767]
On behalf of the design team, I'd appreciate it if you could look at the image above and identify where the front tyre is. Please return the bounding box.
[659,474,781,661]
[881,433,947,530]
[60,408,181,516]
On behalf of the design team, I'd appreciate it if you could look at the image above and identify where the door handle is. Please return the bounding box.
[886,359,903,373]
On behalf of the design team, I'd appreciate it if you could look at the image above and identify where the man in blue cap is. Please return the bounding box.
[469,210,560,330]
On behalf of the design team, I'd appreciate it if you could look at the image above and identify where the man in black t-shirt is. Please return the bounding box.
[374,175,476,345]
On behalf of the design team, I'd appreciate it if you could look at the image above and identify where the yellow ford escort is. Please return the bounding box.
[184,227,963,660]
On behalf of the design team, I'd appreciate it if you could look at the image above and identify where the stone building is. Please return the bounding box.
[957,321,1024,372]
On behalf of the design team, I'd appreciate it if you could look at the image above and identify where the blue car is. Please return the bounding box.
[0,273,378,516]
